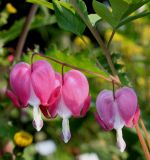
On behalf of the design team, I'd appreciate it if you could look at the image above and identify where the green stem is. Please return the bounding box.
[107,30,116,48]
[71,0,119,80]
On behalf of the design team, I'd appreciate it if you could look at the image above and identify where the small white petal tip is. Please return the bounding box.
[116,128,126,152]
[32,105,43,131]
[32,119,43,132]
[62,118,71,143]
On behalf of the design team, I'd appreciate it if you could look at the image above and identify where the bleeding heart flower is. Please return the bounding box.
[7,60,56,131]
[44,70,91,143]
[95,87,140,152]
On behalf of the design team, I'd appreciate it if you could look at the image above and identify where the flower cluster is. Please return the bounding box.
[7,60,90,143]
[7,60,140,151]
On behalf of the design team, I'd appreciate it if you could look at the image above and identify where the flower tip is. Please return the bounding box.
[117,139,126,152]
[32,119,43,132]
[62,118,71,143]
[116,129,126,152]
[63,133,71,143]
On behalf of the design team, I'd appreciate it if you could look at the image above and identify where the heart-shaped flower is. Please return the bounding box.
[7,60,56,131]
[95,87,140,152]
[42,70,91,143]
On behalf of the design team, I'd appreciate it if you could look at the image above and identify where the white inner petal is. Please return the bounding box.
[116,128,126,152]
[57,97,72,143]
[28,85,43,131]
[32,105,43,132]
[28,85,40,107]
[113,101,125,129]
[57,97,72,118]
[62,118,71,143]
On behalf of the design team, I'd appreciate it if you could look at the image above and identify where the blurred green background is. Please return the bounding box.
[0,0,150,160]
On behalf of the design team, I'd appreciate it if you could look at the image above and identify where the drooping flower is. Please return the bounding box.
[95,87,140,152]
[14,131,33,147]
[7,60,56,131]
[41,70,91,143]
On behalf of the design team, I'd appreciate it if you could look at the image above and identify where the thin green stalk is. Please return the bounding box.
[140,119,150,150]
[71,0,119,80]
[107,30,116,48]
[135,124,150,160]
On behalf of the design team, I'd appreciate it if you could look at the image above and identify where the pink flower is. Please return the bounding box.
[44,70,91,143]
[95,87,140,152]
[7,60,56,131]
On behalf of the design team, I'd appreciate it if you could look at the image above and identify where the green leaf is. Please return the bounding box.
[0,15,56,45]
[88,14,101,26]
[52,0,86,35]
[92,0,116,28]
[70,0,88,18]
[117,11,150,28]
[27,0,54,10]
[122,0,150,18]
[109,0,129,21]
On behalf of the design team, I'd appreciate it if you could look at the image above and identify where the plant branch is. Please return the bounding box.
[71,0,119,82]
[135,124,150,160]
[140,118,150,150]
[15,4,38,60]
[31,52,121,85]
[107,30,115,48]
[70,1,150,158]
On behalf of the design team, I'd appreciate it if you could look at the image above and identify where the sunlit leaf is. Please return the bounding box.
[117,11,150,28]
[27,0,54,10]
[88,14,101,26]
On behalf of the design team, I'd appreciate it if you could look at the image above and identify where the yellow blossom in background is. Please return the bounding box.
[137,77,146,86]
[14,131,33,147]
[6,3,17,14]
[105,29,143,58]
[74,35,91,49]
[140,25,150,46]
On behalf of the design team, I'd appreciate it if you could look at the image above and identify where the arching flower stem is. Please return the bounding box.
[140,119,150,150]
[31,52,121,86]
[135,123,150,160]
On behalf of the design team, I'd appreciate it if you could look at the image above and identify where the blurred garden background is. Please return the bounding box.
[0,0,150,160]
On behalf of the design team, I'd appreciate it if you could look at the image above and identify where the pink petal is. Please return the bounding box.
[62,70,89,116]
[47,86,61,118]
[81,95,91,117]
[31,60,55,105]
[10,62,31,106]
[95,112,113,131]
[40,86,61,118]
[55,72,62,88]
[6,90,21,108]
[39,105,50,118]
[116,87,137,125]
[125,105,140,128]
[96,90,115,128]
[133,106,140,125]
